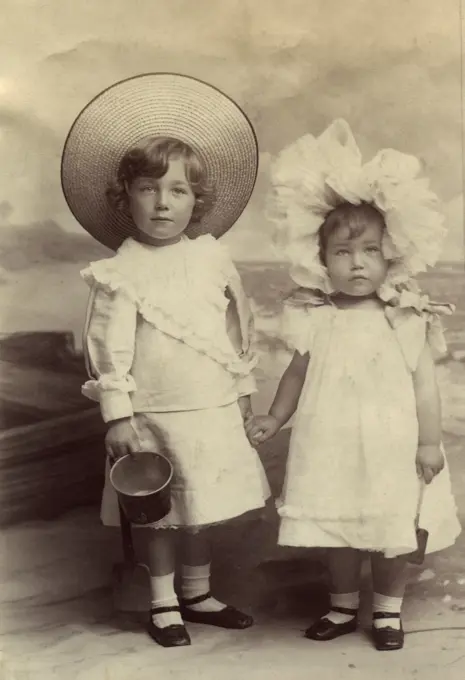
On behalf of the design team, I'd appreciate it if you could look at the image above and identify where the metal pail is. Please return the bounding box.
[110,451,173,525]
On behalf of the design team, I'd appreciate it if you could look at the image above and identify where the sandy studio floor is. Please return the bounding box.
[1,419,465,679]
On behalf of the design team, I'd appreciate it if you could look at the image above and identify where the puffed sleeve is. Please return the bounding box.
[279,304,314,355]
[385,305,450,372]
[279,289,327,355]
[82,284,138,422]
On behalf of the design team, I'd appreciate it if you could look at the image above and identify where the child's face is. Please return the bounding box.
[126,158,196,242]
[325,221,388,297]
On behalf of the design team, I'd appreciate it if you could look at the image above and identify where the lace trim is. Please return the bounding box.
[381,285,454,359]
[278,283,454,360]
[81,375,137,401]
[276,500,414,523]
[81,260,257,378]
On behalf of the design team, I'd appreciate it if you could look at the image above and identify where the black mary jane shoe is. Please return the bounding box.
[304,606,358,641]
[147,606,191,648]
[371,612,404,651]
[180,592,254,629]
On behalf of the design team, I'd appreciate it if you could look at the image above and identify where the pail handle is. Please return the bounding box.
[118,502,135,564]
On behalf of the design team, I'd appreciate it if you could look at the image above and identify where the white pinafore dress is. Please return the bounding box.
[277,300,461,558]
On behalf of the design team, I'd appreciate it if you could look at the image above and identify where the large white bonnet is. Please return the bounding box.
[267,119,446,293]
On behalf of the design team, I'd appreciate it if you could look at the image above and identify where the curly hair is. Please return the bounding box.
[106,136,215,223]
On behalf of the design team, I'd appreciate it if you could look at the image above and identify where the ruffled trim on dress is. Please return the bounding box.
[81,376,137,402]
[81,238,257,379]
[279,288,328,354]
[277,282,454,367]
[277,498,410,524]
[380,284,455,369]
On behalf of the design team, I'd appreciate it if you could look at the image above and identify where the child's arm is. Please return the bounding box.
[412,341,445,484]
[224,274,257,423]
[84,285,141,459]
[237,395,253,425]
[246,350,309,444]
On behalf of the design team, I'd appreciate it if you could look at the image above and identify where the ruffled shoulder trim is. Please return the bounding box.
[81,257,130,295]
[80,237,145,293]
[80,240,255,378]
[80,235,228,296]
[383,288,454,370]
[284,287,329,308]
[281,289,332,354]
[195,233,237,283]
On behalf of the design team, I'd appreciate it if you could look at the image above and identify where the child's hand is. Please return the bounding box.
[416,444,444,484]
[105,418,141,463]
[246,415,281,446]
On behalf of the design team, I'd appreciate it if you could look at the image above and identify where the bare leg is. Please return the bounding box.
[322,548,363,623]
[328,547,364,594]
[180,528,211,567]
[146,528,176,576]
[179,528,253,628]
[180,529,226,612]
[305,548,362,640]
[370,553,409,631]
[145,529,181,627]
[370,553,409,597]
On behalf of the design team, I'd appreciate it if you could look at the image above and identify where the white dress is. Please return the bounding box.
[81,235,270,529]
[278,301,461,558]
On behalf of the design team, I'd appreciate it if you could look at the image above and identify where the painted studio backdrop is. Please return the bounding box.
[0,2,463,537]
[1,2,465,677]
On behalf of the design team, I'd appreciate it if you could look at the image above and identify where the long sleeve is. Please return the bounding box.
[82,284,138,423]
[225,298,257,397]
[223,255,258,398]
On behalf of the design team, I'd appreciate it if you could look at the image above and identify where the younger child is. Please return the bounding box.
[61,74,269,648]
[247,119,461,651]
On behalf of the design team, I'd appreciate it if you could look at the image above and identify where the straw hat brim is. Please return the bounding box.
[61,73,258,250]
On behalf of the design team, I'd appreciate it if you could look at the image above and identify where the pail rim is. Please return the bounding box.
[109,450,174,497]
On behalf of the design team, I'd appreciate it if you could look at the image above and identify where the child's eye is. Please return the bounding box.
[140,186,155,193]
[335,249,349,256]
[366,246,380,253]
[172,187,188,195]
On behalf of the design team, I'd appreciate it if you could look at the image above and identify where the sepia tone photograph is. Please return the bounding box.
[0,1,464,678]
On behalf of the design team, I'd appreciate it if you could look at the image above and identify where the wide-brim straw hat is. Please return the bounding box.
[61,73,258,250]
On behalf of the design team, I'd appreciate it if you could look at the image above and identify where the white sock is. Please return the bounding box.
[181,563,226,613]
[149,572,183,628]
[324,592,360,624]
[372,593,403,630]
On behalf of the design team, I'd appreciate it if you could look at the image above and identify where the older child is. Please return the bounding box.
[61,74,269,648]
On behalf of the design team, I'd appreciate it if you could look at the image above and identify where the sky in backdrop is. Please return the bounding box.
[0,0,462,274]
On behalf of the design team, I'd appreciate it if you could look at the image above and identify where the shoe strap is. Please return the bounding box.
[330,605,358,616]
[373,611,401,620]
[181,591,211,606]
[150,605,181,614]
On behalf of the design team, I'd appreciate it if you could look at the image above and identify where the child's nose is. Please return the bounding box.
[351,252,364,268]
[155,190,169,208]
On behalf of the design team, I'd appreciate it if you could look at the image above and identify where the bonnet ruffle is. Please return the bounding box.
[267,119,447,293]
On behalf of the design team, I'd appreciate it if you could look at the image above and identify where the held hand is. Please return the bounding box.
[246,415,281,446]
[105,418,141,463]
[416,444,444,484]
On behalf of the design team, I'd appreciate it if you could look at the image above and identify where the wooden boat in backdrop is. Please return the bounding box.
[0,331,107,526]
